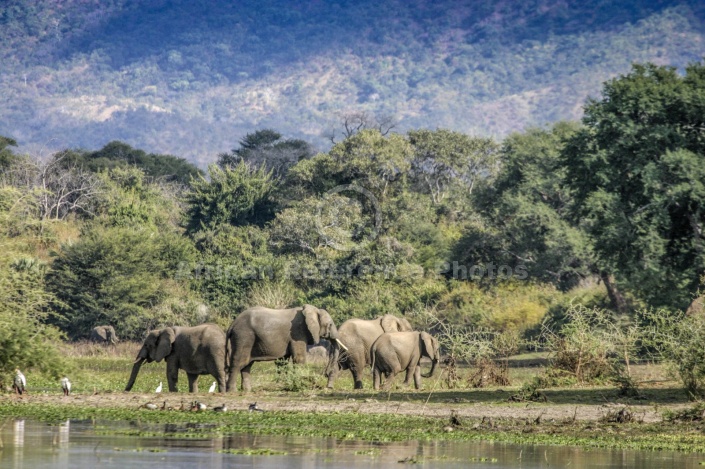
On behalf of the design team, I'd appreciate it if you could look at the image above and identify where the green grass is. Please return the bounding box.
[15,343,679,400]
[5,344,703,453]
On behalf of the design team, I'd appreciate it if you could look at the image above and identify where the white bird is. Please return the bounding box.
[141,402,158,410]
[208,381,217,393]
[191,401,207,411]
[155,382,163,393]
[13,369,26,395]
[60,377,71,396]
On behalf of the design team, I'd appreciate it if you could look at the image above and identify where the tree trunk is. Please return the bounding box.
[600,271,628,314]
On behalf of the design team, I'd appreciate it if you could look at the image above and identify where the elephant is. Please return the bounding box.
[370,331,440,391]
[307,339,331,364]
[90,325,119,344]
[225,304,342,392]
[325,314,413,389]
[125,323,227,393]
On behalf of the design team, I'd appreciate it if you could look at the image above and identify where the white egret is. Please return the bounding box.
[208,381,217,393]
[60,377,71,396]
[13,369,26,395]
[155,381,163,393]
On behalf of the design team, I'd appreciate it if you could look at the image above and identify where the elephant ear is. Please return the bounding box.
[420,332,436,359]
[399,317,413,332]
[302,305,321,344]
[380,314,400,333]
[154,327,176,362]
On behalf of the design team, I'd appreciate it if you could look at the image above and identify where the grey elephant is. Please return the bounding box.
[125,323,227,393]
[326,314,413,389]
[90,325,119,344]
[226,305,343,392]
[371,331,440,391]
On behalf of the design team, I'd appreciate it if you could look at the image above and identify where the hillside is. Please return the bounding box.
[1,0,704,164]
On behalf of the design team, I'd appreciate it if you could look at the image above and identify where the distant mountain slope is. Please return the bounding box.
[0,0,703,164]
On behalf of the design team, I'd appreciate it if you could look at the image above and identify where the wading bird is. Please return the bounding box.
[155,382,162,393]
[213,403,228,412]
[208,381,217,393]
[248,402,264,413]
[141,402,158,410]
[60,377,71,396]
[191,401,207,411]
[13,369,26,395]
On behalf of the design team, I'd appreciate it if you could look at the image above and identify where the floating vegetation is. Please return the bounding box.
[3,402,705,453]
[218,448,287,455]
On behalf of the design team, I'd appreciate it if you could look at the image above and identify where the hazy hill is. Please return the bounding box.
[1,0,704,165]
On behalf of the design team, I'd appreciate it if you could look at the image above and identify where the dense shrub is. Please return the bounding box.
[643,309,705,399]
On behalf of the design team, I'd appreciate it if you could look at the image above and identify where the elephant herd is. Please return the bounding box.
[124,304,441,393]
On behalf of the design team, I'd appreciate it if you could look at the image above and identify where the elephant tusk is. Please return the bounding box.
[335,338,349,352]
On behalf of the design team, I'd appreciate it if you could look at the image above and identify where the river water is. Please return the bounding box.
[0,419,703,468]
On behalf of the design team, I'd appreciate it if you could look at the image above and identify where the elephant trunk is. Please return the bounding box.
[422,358,438,379]
[125,357,146,391]
[324,342,340,389]
[327,323,339,341]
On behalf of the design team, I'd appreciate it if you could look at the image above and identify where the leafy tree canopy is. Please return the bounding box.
[562,62,705,310]
[186,162,276,233]
[62,141,203,185]
[218,129,315,177]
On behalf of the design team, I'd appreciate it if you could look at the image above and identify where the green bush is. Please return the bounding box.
[643,309,705,399]
[47,224,197,340]
[0,255,66,387]
[274,360,319,392]
[539,304,617,384]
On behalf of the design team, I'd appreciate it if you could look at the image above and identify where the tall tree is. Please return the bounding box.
[408,129,499,205]
[562,62,705,310]
[0,136,18,172]
[218,129,315,178]
[60,141,203,185]
[186,162,276,232]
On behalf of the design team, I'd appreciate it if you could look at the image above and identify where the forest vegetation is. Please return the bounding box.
[1,62,704,398]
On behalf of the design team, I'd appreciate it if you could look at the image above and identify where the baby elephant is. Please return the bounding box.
[370,331,440,390]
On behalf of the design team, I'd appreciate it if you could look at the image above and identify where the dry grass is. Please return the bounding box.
[60,340,140,359]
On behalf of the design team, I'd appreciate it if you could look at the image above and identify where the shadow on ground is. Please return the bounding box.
[320,386,689,406]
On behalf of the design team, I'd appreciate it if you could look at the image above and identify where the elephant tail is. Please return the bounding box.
[369,343,377,373]
[224,323,234,374]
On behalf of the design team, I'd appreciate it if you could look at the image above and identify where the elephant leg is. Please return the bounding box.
[226,368,238,393]
[349,351,366,389]
[241,362,254,392]
[227,349,251,392]
[187,373,199,393]
[210,367,226,393]
[403,367,413,386]
[291,342,307,364]
[326,366,338,389]
[167,362,179,392]
[373,367,381,391]
[382,371,396,391]
[413,365,422,390]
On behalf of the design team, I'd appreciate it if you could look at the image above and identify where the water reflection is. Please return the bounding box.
[0,419,703,469]
[13,419,24,468]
